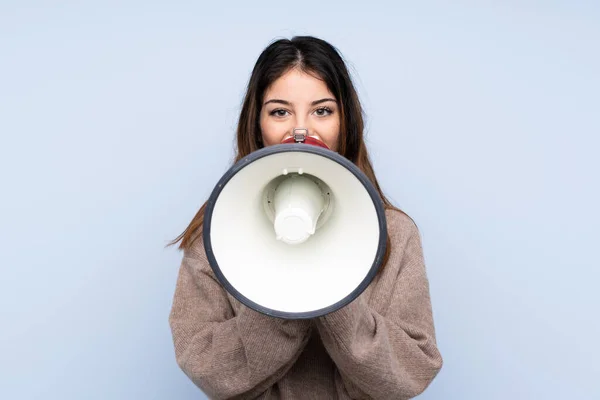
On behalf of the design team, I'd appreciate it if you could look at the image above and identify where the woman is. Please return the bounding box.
[168,36,443,399]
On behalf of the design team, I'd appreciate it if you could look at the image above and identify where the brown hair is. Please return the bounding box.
[169,36,407,267]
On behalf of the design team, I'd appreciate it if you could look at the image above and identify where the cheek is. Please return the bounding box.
[260,117,284,146]
[320,119,341,151]
[328,138,339,152]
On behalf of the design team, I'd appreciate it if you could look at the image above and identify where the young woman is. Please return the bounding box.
[169,36,443,399]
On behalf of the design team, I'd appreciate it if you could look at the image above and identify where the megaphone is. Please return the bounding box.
[203,131,387,319]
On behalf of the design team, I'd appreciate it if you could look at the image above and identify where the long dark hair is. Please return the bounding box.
[169,36,406,267]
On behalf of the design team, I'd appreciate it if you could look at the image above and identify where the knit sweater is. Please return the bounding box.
[169,209,443,399]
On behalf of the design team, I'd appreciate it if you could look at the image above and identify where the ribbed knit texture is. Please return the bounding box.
[169,209,443,399]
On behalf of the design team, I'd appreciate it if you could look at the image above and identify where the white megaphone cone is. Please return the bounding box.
[202,133,387,319]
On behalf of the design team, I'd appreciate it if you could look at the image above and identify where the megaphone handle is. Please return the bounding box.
[293,128,308,143]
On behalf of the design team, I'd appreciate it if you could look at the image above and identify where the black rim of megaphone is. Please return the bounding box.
[202,143,388,320]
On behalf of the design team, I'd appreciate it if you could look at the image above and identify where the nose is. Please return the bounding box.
[287,115,321,142]
[291,114,317,137]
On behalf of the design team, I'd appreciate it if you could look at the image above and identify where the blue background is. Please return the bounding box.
[1,1,598,399]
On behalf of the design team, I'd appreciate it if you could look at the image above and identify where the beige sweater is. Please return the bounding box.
[169,209,443,399]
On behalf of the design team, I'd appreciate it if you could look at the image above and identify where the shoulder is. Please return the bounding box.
[184,233,206,258]
[383,207,426,267]
[384,208,420,243]
[182,234,215,276]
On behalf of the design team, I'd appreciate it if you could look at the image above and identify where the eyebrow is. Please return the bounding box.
[263,98,337,106]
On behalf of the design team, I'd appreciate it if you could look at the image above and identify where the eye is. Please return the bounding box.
[269,109,290,117]
[314,107,333,116]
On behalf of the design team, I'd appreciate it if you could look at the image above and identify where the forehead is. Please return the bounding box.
[264,69,334,100]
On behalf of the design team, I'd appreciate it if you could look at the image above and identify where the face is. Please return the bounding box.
[259,68,340,151]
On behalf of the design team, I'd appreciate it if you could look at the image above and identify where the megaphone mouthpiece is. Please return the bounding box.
[281,131,330,149]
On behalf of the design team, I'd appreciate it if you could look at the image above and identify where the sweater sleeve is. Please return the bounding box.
[314,223,443,400]
[169,245,312,400]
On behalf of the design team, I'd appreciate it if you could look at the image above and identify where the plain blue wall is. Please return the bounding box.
[1,1,598,399]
